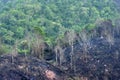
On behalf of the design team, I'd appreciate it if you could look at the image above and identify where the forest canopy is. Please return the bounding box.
[0,0,120,54]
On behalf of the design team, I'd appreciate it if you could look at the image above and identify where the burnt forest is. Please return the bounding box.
[0,0,120,80]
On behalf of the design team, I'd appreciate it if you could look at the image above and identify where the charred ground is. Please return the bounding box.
[0,20,120,80]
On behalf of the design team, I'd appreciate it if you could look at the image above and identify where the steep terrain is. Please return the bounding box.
[0,54,70,80]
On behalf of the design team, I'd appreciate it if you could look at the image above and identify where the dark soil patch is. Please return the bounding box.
[60,21,120,80]
[0,54,69,80]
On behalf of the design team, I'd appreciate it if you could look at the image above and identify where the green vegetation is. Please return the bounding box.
[0,0,120,54]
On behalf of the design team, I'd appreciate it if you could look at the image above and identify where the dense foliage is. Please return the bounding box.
[0,0,120,54]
